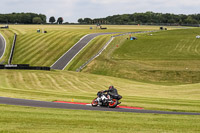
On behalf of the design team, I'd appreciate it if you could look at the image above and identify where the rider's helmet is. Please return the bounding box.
[109,85,114,90]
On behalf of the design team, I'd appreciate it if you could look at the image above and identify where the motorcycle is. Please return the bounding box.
[91,93,122,108]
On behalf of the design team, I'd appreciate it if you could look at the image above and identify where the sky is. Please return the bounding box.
[0,0,200,23]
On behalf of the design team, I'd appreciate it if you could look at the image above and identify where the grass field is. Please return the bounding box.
[83,28,200,83]
[0,25,200,132]
[0,104,200,133]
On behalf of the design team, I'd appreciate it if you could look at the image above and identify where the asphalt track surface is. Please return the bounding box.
[51,32,116,70]
[0,97,200,115]
[0,33,6,59]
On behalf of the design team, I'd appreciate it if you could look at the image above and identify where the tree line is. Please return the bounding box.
[78,12,200,25]
[0,12,65,24]
[0,13,46,24]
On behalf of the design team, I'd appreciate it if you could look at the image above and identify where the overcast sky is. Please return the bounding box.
[1,0,200,22]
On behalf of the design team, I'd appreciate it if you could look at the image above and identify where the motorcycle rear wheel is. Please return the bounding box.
[109,99,118,108]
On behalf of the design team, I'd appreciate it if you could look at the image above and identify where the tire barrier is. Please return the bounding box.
[0,64,50,71]
[8,33,17,64]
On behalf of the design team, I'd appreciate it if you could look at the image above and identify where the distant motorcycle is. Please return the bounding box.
[91,93,122,108]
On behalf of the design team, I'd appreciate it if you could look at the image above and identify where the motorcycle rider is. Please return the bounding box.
[96,86,119,105]
[107,85,119,96]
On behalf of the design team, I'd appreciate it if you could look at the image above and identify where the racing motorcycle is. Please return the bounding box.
[91,93,122,108]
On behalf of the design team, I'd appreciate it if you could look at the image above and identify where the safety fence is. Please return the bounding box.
[8,33,17,64]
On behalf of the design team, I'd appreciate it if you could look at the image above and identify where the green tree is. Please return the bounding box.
[57,17,63,24]
[83,18,92,24]
[185,16,198,24]
[39,14,46,23]
[32,17,43,24]
[78,18,83,24]
[0,13,46,24]
[49,16,56,24]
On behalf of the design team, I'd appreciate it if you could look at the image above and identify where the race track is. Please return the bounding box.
[51,32,116,70]
[0,97,200,115]
[0,33,6,59]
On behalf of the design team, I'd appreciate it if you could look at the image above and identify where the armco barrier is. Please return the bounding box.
[8,33,17,64]
[0,65,4,69]
[0,64,50,71]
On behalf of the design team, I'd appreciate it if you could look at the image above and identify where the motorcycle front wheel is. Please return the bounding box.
[91,98,98,107]
[109,99,118,108]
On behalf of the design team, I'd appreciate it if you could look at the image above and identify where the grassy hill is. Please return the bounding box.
[83,28,200,83]
[0,25,158,67]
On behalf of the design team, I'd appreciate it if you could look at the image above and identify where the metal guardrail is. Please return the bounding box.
[8,33,17,64]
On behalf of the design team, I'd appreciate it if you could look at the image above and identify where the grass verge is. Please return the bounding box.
[0,104,200,133]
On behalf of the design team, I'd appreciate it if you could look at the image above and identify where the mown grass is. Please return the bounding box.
[0,70,200,112]
[66,27,179,71]
[13,30,85,66]
[0,28,14,64]
[83,28,200,83]
[11,28,89,66]
[0,104,200,133]
[7,25,159,67]
[0,25,183,67]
